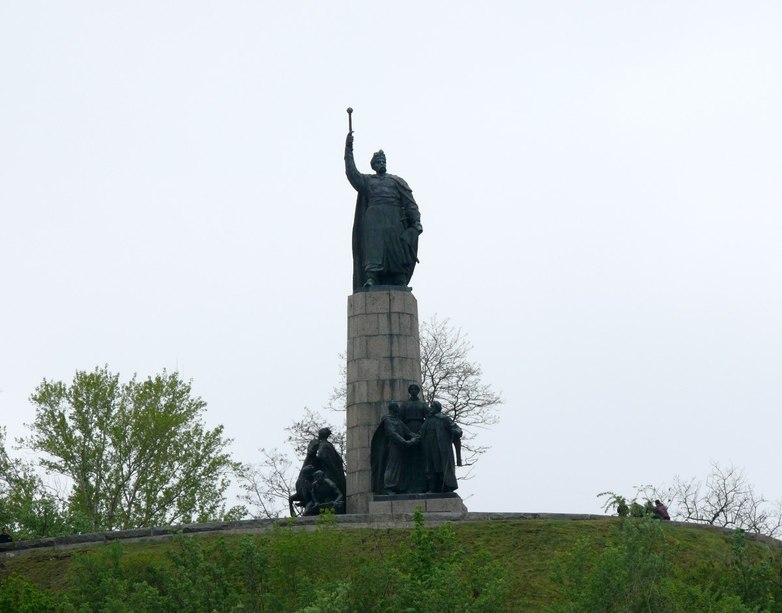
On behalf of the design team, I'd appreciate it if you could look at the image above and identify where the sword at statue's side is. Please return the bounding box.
[346,107,353,133]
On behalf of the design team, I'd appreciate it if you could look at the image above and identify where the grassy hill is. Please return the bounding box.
[1,513,781,611]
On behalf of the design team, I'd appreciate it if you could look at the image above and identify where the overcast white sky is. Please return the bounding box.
[2,2,781,515]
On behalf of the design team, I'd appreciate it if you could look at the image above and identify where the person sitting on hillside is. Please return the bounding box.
[652,500,671,520]
[0,526,12,543]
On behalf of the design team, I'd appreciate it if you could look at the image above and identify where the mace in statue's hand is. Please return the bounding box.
[345,107,354,148]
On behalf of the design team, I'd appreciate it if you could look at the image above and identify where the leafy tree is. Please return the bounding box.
[1,426,85,539]
[21,366,238,531]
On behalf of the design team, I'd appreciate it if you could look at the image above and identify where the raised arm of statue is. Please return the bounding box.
[344,132,365,193]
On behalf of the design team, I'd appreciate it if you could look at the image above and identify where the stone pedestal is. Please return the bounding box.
[368,493,468,516]
[346,288,422,514]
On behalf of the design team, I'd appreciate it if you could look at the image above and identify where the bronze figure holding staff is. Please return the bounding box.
[344,107,422,292]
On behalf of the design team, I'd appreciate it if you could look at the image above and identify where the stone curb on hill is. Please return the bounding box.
[1,512,779,557]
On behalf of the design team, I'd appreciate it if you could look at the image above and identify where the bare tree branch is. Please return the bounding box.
[419,316,502,467]
[660,462,782,538]
[236,449,295,519]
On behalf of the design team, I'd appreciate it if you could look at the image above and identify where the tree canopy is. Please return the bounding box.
[21,366,237,532]
[1,426,79,539]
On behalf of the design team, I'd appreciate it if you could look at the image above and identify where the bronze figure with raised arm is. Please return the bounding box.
[344,108,422,292]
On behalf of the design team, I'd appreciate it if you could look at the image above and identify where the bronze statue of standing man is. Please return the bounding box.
[400,383,429,493]
[420,401,463,493]
[345,108,423,292]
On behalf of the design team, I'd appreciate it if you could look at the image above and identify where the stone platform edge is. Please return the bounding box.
[2,512,780,556]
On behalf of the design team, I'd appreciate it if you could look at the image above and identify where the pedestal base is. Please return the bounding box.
[368,493,468,516]
[345,290,422,514]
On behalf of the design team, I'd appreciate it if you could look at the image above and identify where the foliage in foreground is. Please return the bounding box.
[4,516,782,611]
[549,517,782,612]
[0,510,509,612]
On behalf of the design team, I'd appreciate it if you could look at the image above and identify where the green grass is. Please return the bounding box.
[1,518,780,611]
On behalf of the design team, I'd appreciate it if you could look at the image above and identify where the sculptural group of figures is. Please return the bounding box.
[289,428,347,517]
[289,385,463,516]
[371,384,463,496]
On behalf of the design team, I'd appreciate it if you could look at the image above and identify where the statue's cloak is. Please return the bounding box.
[369,418,390,494]
[316,440,346,498]
[421,414,461,492]
[352,174,419,292]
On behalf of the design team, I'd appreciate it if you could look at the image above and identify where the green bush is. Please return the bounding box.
[549,517,782,612]
[368,508,509,612]
[718,530,782,610]
[0,574,62,612]
[51,509,510,611]
[5,516,782,611]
